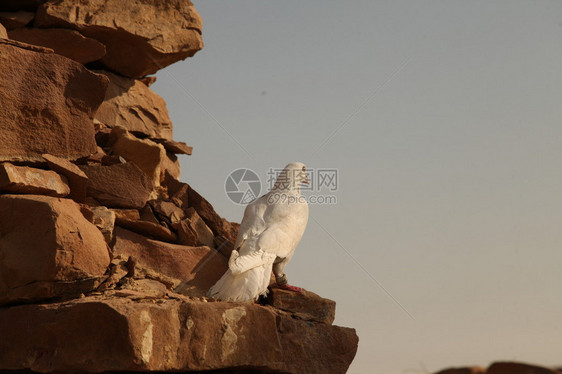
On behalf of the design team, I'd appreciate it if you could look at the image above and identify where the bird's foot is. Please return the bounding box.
[279,284,303,293]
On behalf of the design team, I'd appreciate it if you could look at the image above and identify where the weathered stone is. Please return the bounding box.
[0,162,70,197]
[487,362,560,374]
[94,71,173,140]
[162,152,181,181]
[176,207,215,248]
[0,195,110,305]
[8,27,106,64]
[42,154,88,202]
[117,278,167,299]
[153,138,193,155]
[36,0,203,78]
[0,23,6,38]
[435,367,486,374]
[80,163,152,209]
[0,297,358,373]
[108,127,166,187]
[0,11,34,29]
[139,75,156,87]
[113,227,226,296]
[115,217,177,243]
[149,199,185,225]
[0,40,107,162]
[164,173,239,255]
[90,206,115,243]
[267,287,336,324]
[111,208,141,221]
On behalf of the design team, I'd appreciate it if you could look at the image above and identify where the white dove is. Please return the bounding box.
[208,162,310,302]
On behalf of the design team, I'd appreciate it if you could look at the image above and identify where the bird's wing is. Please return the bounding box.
[233,194,268,254]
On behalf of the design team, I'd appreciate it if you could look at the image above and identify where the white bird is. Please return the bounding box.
[208,162,310,302]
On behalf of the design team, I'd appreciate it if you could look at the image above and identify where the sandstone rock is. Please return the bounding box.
[115,217,177,243]
[0,23,6,38]
[108,127,166,187]
[0,162,70,197]
[90,206,116,243]
[487,362,560,374]
[164,173,239,256]
[117,278,167,299]
[176,207,215,248]
[36,0,203,78]
[435,366,486,374]
[111,208,141,221]
[149,199,185,225]
[80,163,152,209]
[139,76,157,87]
[0,40,107,162]
[162,152,181,181]
[0,297,358,373]
[153,138,193,155]
[8,27,106,64]
[43,153,88,202]
[0,195,110,305]
[94,70,173,140]
[113,227,226,296]
[0,11,34,29]
[267,287,336,324]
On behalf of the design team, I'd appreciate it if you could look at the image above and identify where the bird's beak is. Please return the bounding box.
[303,176,310,185]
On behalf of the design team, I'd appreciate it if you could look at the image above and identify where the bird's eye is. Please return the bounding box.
[302,166,306,171]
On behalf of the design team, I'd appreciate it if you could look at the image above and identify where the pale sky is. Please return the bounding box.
[152,1,562,373]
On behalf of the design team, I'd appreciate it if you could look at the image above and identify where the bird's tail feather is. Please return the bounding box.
[207,264,272,302]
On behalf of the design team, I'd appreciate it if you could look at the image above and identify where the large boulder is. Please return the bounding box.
[42,154,89,203]
[8,27,106,64]
[0,39,107,162]
[0,162,70,197]
[112,227,225,295]
[108,127,167,187]
[79,162,152,209]
[95,71,173,140]
[0,195,110,305]
[36,0,203,78]
[0,296,358,373]
[266,287,336,324]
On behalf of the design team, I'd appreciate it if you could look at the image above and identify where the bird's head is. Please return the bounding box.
[273,162,310,191]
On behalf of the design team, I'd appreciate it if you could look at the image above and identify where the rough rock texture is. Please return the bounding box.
[8,27,106,64]
[95,71,173,139]
[113,227,225,295]
[115,217,177,243]
[267,287,336,324]
[0,40,107,162]
[0,11,35,29]
[80,163,152,209]
[154,138,194,155]
[109,127,167,187]
[0,296,358,373]
[42,154,89,203]
[36,0,203,78]
[90,206,115,243]
[0,23,6,38]
[0,162,70,197]
[0,195,110,305]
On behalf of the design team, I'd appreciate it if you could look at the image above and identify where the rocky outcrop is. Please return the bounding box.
[35,0,203,78]
[95,71,174,140]
[0,195,110,305]
[8,27,105,64]
[0,1,358,373]
[0,40,107,162]
[0,296,358,374]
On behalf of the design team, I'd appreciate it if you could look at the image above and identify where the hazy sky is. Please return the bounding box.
[152,1,562,373]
